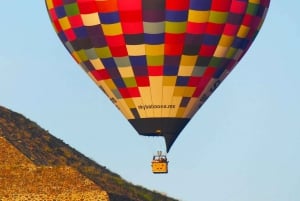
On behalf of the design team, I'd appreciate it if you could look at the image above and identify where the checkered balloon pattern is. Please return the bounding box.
[46,0,270,150]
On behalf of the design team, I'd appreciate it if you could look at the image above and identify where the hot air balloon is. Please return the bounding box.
[45,0,270,173]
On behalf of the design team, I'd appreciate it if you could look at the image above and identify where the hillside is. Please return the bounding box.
[0,105,178,201]
[0,136,109,200]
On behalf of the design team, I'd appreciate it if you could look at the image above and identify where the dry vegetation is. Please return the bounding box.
[0,105,178,201]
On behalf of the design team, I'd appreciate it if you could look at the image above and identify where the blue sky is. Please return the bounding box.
[1,1,300,201]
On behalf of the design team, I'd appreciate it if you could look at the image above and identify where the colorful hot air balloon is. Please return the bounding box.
[45,0,270,153]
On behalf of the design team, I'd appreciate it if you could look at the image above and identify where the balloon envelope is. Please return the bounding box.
[45,0,270,152]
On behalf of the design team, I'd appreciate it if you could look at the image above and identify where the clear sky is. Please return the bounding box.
[1,1,300,201]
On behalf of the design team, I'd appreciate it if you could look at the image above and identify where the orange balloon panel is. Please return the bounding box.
[45,0,270,151]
